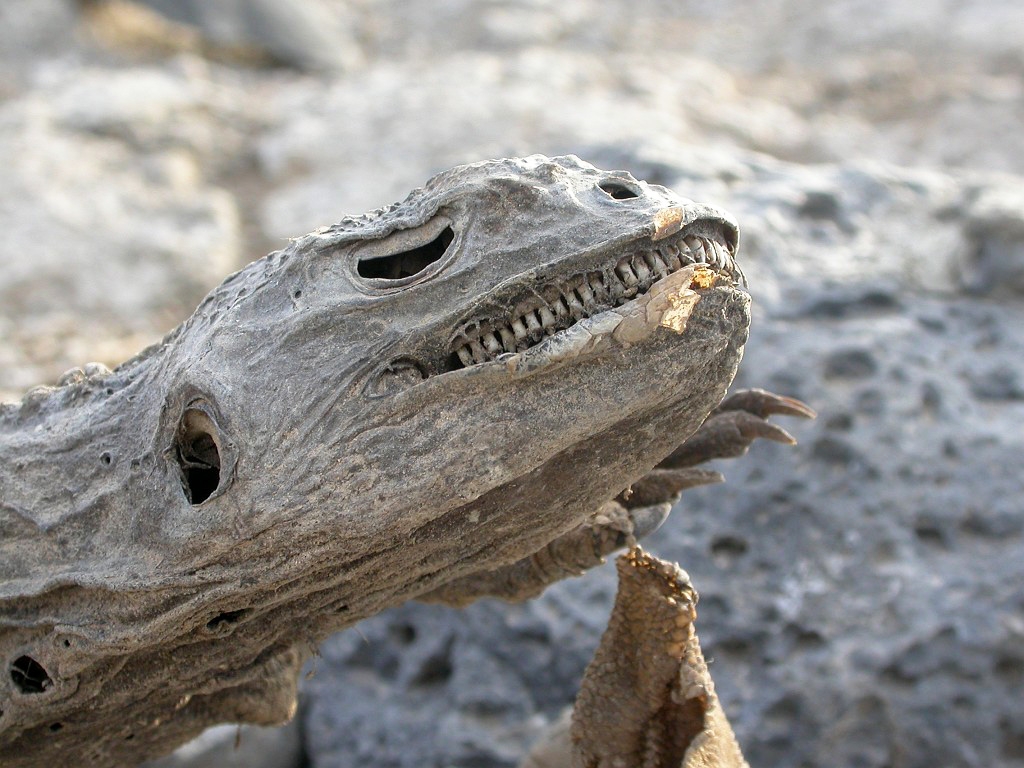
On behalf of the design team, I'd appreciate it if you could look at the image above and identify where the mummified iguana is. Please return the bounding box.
[0,155,810,766]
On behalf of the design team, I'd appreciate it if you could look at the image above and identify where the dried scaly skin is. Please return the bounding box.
[522,549,749,768]
[572,549,748,768]
[424,389,812,608]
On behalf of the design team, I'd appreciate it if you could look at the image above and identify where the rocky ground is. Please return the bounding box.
[1,1,1022,767]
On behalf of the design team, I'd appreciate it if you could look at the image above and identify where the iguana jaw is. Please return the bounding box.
[499,262,731,378]
[383,277,749,579]
[447,226,740,372]
[356,267,749,529]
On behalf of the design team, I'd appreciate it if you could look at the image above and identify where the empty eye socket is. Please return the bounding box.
[357,224,455,280]
[175,407,221,505]
[599,181,640,200]
[10,655,52,694]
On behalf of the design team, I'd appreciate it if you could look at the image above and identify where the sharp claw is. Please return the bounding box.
[768,394,817,420]
[657,388,811,471]
[716,388,817,420]
[665,467,725,490]
[735,412,798,445]
[694,468,724,484]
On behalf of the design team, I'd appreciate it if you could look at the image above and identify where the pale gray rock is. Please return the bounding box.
[960,179,1024,297]
[136,0,363,72]
[254,50,754,239]
[0,62,246,401]
[0,0,79,94]
[331,0,1024,174]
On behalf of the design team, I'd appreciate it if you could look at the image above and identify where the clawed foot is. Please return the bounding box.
[619,388,815,511]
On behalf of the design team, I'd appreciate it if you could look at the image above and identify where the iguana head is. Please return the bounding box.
[151,155,748,568]
[4,155,749,584]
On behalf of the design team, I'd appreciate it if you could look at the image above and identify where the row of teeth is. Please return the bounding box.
[452,235,734,367]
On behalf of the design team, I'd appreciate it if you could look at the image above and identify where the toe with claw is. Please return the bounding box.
[623,388,815,508]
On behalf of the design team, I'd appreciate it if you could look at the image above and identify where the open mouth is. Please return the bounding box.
[449,231,739,369]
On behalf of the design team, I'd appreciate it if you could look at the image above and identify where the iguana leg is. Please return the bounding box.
[570,549,750,768]
[420,499,670,606]
[620,388,815,509]
[421,389,812,607]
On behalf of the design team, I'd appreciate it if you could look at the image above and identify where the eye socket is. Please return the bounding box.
[10,655,52,694]
[175,407,221,505]
[599,181,640,200]
[357,224,455,281]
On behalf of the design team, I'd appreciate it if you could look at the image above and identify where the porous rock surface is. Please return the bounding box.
[1,1,1022,767]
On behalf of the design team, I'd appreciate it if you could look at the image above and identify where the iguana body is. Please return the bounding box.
[0,155,805,766]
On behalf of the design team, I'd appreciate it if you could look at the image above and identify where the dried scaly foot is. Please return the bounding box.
[619,388,815,510]
[658,388,816,470]
[520,548,749,768]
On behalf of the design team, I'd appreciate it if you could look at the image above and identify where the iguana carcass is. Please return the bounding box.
[0,155,810,766]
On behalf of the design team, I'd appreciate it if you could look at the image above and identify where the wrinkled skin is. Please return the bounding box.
[0,155,782,765]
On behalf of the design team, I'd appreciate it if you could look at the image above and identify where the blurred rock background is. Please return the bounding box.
[1,1,1021,767]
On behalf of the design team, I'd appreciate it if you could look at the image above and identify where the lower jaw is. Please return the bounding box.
[426,320,748,568]
[368,279,749,522]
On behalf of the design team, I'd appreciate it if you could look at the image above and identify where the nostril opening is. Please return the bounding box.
[599,181,640,200]
[175,408,221,505]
